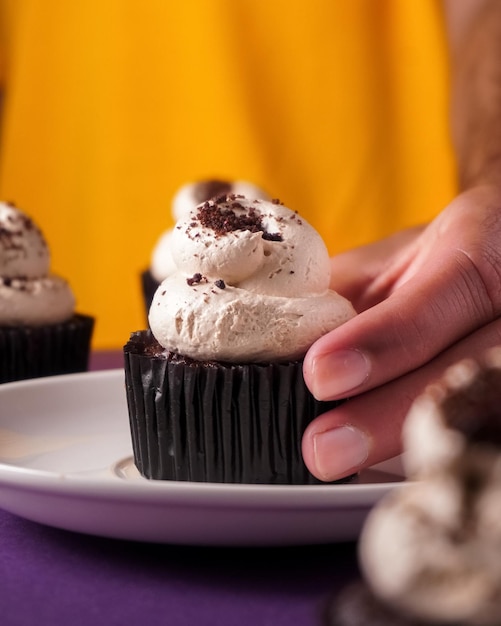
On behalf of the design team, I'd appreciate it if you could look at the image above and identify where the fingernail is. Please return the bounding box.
[310,349,370,400]
[313,425,370,481]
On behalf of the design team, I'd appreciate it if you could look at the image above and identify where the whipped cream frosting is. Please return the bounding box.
[0,202,75,326]
[359,348,501,625]
[149,195,356,362]
[151,180,271,282]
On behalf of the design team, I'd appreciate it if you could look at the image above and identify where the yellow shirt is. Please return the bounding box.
[0,0,456,349]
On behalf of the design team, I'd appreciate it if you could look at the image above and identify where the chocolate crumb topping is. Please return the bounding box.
[196,199,283,241]
[214,279,226,289]
[262,232,282,242]
[213,193,233,205]
[186,273,204,286]
[442,367,501,447]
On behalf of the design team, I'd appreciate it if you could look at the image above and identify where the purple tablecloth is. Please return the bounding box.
[0,352,360,626]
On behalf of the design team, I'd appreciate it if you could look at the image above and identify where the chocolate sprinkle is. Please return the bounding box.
[214,279,226,289]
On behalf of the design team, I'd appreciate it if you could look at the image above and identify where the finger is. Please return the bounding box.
[309,188,501,402]
[304,240,496,402]
[302,317,501,481]
[329,226,423,311]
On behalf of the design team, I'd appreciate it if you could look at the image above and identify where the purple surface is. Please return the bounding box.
[89,350,125,371]
[0,352,360,626]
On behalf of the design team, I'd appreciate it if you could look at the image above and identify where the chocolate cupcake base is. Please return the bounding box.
[124,330,350,484]
[0,313,95,384]
[325,583,445,626]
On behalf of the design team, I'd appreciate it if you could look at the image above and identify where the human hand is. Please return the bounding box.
[301,184,501,481]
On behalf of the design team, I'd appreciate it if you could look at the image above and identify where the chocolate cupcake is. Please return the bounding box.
[141,179,271,314]
[125,194,356,484]
[0,202,94,383]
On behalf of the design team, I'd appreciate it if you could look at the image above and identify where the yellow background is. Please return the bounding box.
[0,0,456,349]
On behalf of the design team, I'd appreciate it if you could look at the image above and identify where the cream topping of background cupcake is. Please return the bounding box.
[0,201,93,384]
[150,180,271,282]
[358,348,501,625]
[0,202,75,325]
[149,195,356,363]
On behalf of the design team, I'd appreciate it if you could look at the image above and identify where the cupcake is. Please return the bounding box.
[0,201,94,383]
[125,194,356,484]
[141,179,271,313]
[327,348,501,625]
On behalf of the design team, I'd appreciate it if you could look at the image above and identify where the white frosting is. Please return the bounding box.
[0,202,50,278]
[0,202,75,326]
[402,359,481,480]
[151,180,271,282]
[149,196,356,362]
[360,348,501,625]
[360,478,501,625]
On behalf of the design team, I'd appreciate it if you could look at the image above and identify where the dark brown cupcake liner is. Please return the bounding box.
[140,269,159,319]
[124,329,349,485]
[0,313,94,384]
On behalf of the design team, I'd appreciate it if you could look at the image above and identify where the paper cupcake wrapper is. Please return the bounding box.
[124,330,345,484]
[0,313,94,384]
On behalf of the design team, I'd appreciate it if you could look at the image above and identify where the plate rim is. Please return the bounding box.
[0,369,406,543]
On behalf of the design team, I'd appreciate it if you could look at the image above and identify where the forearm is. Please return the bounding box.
[444,0,501,190]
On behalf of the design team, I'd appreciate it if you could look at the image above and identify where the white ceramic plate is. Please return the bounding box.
[0,370,406,546]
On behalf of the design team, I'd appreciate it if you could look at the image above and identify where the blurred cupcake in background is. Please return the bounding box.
[0,201,94,383]
[141,179,271,314]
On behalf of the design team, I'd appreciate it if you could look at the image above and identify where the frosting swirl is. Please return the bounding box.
[149,195,356,362]
[150,179,271,282]
[0,202,75,326]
